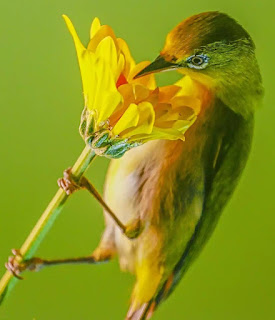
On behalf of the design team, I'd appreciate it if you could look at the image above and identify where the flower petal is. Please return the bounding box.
[175,75,200,96]
[136,101,155,134]
[120,101,155,137]
[112,103,139,135]
[88,25,119,52]
[95,36,119,79]
[92,59,122,122]
[159,85,181,102]
[117,38,135,77]
[172,119,195,131]
[133,85,150,102]
[130,127,185,142]
[90,17,101,39]
[171,96,201,114]
[63,15,86,63]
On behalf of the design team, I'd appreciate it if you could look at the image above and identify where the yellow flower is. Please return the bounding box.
[63,15,206,158]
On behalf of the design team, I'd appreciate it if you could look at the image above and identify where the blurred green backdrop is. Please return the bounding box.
[0,0,274,319]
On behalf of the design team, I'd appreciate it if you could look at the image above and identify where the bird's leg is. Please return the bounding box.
[5,247,113,279]
[58,168,143,239]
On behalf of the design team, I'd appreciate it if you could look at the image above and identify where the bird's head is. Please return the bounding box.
[135,12,263,117]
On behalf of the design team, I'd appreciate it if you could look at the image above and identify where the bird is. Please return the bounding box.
[6,11,263,320]
[102,11,263,319]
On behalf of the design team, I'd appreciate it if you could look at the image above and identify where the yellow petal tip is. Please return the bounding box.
[90,17,101,38]
[62,14,71,25]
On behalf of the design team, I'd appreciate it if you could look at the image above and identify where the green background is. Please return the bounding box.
[0,0,274,319]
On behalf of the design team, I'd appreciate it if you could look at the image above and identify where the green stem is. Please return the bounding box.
[0,145,96,304]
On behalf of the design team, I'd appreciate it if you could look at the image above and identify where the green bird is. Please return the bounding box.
[121,10,263,319]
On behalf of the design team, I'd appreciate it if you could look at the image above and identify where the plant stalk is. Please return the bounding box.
[0,145,96,304]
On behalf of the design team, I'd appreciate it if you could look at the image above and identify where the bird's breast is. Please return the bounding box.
[104,139,185,223]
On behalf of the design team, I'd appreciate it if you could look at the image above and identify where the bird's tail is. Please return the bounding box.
[125,301,151,320]
[125,273,175,320]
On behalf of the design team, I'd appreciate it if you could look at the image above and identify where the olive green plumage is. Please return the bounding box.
[122,11,263,319]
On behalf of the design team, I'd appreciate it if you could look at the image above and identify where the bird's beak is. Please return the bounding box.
[134,55,180,79]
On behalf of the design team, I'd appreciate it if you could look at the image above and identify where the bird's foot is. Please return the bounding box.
[5,249,44,279]
[91,246,116,262]
[58,168,82,195]
[124,219,144,239]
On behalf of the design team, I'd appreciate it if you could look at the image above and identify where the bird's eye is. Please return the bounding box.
[186,54,209,70]
[191,56,204,65]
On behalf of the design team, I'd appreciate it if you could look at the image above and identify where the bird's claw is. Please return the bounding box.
[124,219,144,239]
[5,249,24,280]
[5,249,44,279]
[58,168,81,195]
